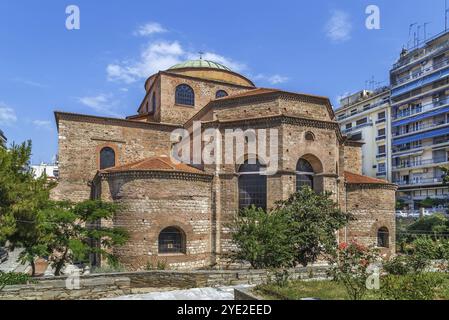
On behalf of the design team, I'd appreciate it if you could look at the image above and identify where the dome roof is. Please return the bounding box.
[168,60,233,72]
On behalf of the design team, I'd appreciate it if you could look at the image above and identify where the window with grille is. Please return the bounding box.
[377,227,389,248]
[238,160,267,210]
[215,90,228,98]
[100,147,115,170]
[296,159,314,191]
[175,84,195,106]
[158,227,186,254]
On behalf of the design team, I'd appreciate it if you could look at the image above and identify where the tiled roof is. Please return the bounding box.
[102,156,206,175]
[344,171,392,185]
[213,88,331,102]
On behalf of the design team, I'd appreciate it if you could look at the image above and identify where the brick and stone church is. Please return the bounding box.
[53,59,397,270]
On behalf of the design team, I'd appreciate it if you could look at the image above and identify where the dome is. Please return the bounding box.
[168,60,233,72]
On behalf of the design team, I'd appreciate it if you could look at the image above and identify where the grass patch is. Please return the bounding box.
[255,274,449,300]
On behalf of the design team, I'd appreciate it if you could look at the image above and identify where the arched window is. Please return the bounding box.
[296,159,314,191]
[377,227,389,248]
[305,131,315,141]
[175,84,195,106]
[238,159,267,210]
[100,147,115,170]
[158,227,186,254]
[216,90,228,98]
[151,92,156,113]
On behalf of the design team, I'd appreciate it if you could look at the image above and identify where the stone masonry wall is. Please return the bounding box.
[101,174,213,271]
[345,184,396,257]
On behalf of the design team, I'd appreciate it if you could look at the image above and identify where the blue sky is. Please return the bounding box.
[0,0,445,163]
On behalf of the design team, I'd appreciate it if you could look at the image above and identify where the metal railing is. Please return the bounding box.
[393,96,449,120]
[394,177,444,186]
[393,57,449,87]
[392,157,449,170]
[393,121,449,137]
[341,121,373,134]
[337,99,389,121]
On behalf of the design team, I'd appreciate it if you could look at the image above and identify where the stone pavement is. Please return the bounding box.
[108,285,254,300]
[0,248,28,273]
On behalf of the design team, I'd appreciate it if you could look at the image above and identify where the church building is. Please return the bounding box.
[53,60,397,270]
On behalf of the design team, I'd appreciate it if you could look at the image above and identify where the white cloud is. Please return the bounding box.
[33,120,53,131]
[77,94,122,117]
[325,10,352,43]
[107,41,184,84]
[0,102,17,125]
[253,73,289,85]
[134,22,167,36]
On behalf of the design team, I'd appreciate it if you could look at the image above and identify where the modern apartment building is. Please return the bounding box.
[335,87,392,180]
[390,31,449,209]
[0,129,6,148]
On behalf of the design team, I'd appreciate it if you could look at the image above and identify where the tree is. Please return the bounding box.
[42,200,129,276]
[276,187,354,266]
[441,166,449,185]
[229,186,354,269]
[229,206,296,269]
[407,214,449,240]
[0,141,55,275]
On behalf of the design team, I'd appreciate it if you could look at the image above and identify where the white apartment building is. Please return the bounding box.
[390,31,449,210]
[335,87,392,180]
[31,162,59,180]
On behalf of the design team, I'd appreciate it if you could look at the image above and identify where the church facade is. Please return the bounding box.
[53,60,397,270]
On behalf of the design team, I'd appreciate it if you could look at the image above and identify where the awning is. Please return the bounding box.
[393,150,424,158]
[393,127,449,146]
[391,66,449,98]
[392,105,449,127]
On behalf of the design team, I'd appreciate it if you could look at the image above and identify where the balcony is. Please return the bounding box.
[376,135,386,141]
[376,153,387,159]
[376,172,387,177]
[376,118,386,124]
[341,121,373,134]
[393,121,449,137]
[392,157,449,170]
[336,99,389,121]
[394,177,444,186]
[392,96,449,121]
[393,57,449,87]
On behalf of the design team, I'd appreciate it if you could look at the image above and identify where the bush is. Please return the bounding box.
[328,242,379,300]
[382,256,411,275]
[380,273,444,300]
[267,269,290,287]
[0,272,34,290]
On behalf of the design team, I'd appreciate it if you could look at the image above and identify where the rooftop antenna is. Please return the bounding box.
[423,22,431,41]
[417,25,422,46]
[444,0,449,31]
[198,51,204,60]
[408,23,418,48]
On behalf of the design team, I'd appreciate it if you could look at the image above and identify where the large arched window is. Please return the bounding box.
[296,159,314,191]
[238,159,267,210]
[175,84,195,106]
[377,227,389,248]
[158,227,186,254]
[100,147,116,170]
[216,90,228,99]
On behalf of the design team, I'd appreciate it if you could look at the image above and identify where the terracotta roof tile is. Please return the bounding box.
[214,88,279,100]
[344,171,393,185]
[102,156,206,175]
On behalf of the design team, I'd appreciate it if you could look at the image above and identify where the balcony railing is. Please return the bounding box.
[376,135,386,141]
[337,99,389,121]
[392,96,449,121]
[393,57,449,87]
[394,177,444,186]
[392,157,449,170]
[376,153,387,159]
[393,121,449,137]
[341,121,373,134]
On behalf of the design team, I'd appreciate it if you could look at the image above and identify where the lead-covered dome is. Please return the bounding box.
[168,59,233,72]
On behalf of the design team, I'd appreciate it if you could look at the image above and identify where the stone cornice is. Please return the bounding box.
[200,114,345,143]
[98,170,213,182]
[345,182,398,191]
[54,111,181,132]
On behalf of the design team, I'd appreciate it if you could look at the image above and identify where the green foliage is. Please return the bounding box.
[396,199,406,210]
[230,206,296,269]
[380,273,444,300]
[41,200,129,276]
[382,255,412,275]
[441,166,449,185]
[229,187,353,270]
[275,187,354,266]
[405,214,449,241]
[328,242,379,300]
[145,260,168,271]
[0,272,35,291]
